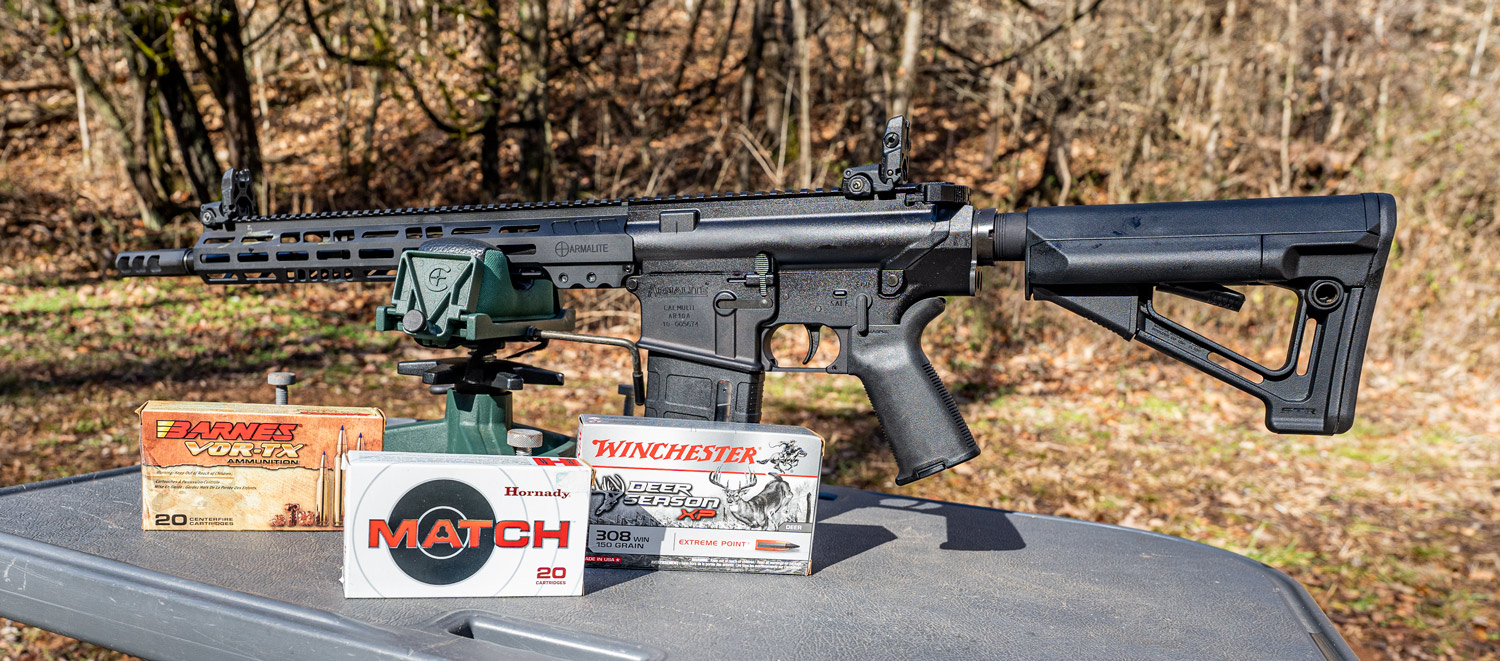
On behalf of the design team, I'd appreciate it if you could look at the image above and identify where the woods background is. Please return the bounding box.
[2,0,1499,658]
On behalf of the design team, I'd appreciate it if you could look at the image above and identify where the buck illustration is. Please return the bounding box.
[591,473,629,517]
[589,472,660,526]
[708,469,795,528]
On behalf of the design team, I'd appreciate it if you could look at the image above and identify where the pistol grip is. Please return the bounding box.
[848,298,980,485]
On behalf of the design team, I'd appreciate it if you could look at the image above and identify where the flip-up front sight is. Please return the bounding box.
[841,116,910,196]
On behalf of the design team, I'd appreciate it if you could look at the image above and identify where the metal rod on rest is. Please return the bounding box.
[528,328,646,406]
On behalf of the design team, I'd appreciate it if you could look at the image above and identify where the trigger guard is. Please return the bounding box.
[758,324,852,374]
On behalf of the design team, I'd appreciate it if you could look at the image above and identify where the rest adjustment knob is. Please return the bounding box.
[401,309,427,334]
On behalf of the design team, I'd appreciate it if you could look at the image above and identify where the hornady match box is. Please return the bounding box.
[577,415,823,575]
[139,401,383,531]
[342,451,591,598]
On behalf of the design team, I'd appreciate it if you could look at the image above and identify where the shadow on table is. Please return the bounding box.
[811,491,1026,573]
[585,564,656,592]
[586,490,1028,583]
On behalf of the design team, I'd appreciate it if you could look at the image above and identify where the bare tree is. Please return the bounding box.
[891,0,924,118]
[738,0,772,188]
[189,0,263,175]
[33,0,176,227]
[516,0,555,199]
[115,0,221,204]
[791,0,811,188]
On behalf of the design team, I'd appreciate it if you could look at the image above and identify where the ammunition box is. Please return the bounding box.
[139,401,384,531]
[343,451,591,598]
[577,415,823,575]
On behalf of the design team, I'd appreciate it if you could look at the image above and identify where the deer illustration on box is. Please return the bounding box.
[709,470,795,529]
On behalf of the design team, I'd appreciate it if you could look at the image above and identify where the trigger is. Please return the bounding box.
[801,324,821,365]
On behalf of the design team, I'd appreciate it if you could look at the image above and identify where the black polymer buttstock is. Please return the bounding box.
[1013,193,1397,435]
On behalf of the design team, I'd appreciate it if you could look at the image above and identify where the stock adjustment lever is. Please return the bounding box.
[1156,283,1245,312]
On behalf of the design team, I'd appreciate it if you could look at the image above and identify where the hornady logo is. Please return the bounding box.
[554,241,609,257]
[157,419,298,441]
[589,439,759,463]
[504,487,572,498]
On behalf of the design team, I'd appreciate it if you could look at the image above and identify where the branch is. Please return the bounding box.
[300,0,488,136]
[937,0,1107,73]
[1,101,72,127]
[0,79,71,94]
[549,0,648,76]
[299,0,393,68]
[390,67,482,136]
[245,0,294,50]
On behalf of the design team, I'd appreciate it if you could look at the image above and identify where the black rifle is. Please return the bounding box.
[116,117,1397,484]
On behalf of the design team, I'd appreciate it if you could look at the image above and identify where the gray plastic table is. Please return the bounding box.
[0,467,1353,660]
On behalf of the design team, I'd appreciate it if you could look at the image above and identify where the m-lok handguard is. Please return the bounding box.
[114,116,1396,485]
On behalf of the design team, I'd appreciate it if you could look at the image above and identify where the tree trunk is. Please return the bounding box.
[157,65,221,204]
[480,115,502,202]
[478,0,506,199]
[891,0,924,119]
[118,2,172,202]
[360,69,385,205]
[738,0,770,189]
[129,68,176,226]
[1030,73,1078,206]
[117,0,220,204]
[790,0,811,188]
[133,72,173,209]
[517,0,555,200]
[982,17,1011,169]
[760,0,784,138]
[37,0,172,228]
[195,0,263,174]
[859,6,890,157]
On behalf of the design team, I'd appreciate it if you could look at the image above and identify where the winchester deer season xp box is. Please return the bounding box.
[577,415,823,575]
[139,401,384,531]
[343,451,591,598]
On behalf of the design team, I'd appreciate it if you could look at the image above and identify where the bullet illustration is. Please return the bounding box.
[334,426,346,526]
[756,540,800,552]
[315,451,326,526]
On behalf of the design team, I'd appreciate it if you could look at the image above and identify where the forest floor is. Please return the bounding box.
[0,272,1496,660]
